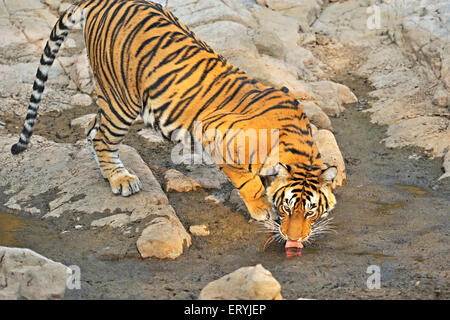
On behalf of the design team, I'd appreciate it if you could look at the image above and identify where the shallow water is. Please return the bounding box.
[0,212,26,247]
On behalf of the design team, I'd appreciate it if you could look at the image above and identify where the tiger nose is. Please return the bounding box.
[286,229,309,242]
[286,231,303,242]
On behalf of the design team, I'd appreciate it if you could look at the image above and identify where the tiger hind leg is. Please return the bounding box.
[86,99,142,196]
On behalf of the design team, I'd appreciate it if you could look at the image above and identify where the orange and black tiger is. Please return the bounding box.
[11,0,338,246]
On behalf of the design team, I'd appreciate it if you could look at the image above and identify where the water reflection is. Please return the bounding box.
[0,212,26,246]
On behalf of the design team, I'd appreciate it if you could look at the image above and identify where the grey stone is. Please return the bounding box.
[136,217,192,259]
[0,246,70,300]
[199,264,283,300]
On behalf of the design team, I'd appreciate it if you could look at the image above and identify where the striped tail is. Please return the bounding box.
[11,3,85,155]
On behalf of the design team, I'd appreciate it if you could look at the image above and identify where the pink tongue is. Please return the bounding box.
[285,240,303,249]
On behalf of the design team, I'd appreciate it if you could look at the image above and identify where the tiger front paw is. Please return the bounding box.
[244,197,275,221]
[109,168,142,196]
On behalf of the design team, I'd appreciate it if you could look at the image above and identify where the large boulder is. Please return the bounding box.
[309,80,358,116]
[0,246,71,300]
[199,264,283,300]
[136,216,192,259]
[313,129,346,188]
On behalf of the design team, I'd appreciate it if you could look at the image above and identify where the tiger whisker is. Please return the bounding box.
[307,217,337,243]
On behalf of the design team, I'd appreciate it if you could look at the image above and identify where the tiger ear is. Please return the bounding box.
[319,166,337,186]
[276,163,291,178]
[260,163,290,188]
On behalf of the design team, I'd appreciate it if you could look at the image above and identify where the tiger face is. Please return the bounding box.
[265,164,337,244]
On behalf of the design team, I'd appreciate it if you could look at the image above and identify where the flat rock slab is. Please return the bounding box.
[0,134,168,217]
[0,246,71,300]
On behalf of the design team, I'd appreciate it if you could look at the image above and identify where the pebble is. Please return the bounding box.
[189,224,210,237]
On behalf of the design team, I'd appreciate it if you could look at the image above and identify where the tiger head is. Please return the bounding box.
[264,164,337,245]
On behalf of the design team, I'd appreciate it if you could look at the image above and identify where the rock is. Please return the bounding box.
[70,113,96,130]
[312,0,378,45]
[91,214,131,228]
[310,123,318,136]
[314,0,450,179]
[300,100,333,131]
[0,134,169,218]
[189,224,210,236]
[193,21,258,60]
[71,50,94,94]
[309,81,358,116]
[16,15,52,42]
[136,217,191,259]
[184,165,229,190]
[257,55,317,99]
[1,133,192,259]
[298,32,316,46]
[251,5,302,48]
[313,129,346,188]
[42,0,64,11]
[438,151,450,181]
[199,264,283,300]
[35,8,58,28]
[250,5,323,81]
[442,57,450,90]
[164,167,227,192]
[4,0,45,12]
[0,246,70,300]
[164,169,201,192]
[432,87,449,107]
[97,245,128,261]
[228,189,246,211]
[256,0,323,26]
[90,204,181,229]
[0,19,28,47]
[71,93,92,106]
[204,194,222,204]
[58,2,72,15]
[249,28,285,60]
[130,204,179,223]
[280,1,323,26]
[383,116,450,159]
[167,0,257,30]
[137,128,165,144]
[0,61,63,90]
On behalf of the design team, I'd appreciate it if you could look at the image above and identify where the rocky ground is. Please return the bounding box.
[0,0,449,299]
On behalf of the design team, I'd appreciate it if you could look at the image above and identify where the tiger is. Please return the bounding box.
[11,0,338,245]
